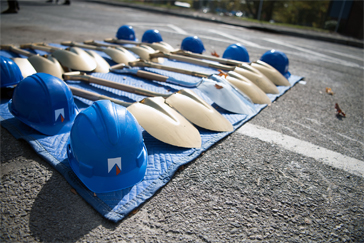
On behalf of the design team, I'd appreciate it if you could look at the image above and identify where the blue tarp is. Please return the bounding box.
[0,46,303,222]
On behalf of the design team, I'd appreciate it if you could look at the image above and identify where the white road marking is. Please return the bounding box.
[126,22,169,26]
[167,24,188,34]
[126,22,188,34]
[336,132,364,147]
[207,29,262,48]
[125,22,363,69]
[323,49,364,62]
[236,123,364,177]
[263,38,363,68]
[291,120,343,147]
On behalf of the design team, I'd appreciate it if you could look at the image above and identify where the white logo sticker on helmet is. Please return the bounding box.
[55,108,65,122]
[108,157,122,175]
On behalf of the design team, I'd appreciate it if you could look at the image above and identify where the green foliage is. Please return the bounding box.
[272,1,330,28]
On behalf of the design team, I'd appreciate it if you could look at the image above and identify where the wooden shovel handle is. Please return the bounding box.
[110,64,169,82]
[150,52,235,71]
[172,49,245,66]
[129,60,209,78]
[60,41,99,51]
[19,44,55,52]
[68,86,131,107]
[83,40,119,48]
[63,72,169,98]
[104,38,141,45]
[0,45,34,57]
[136,70,169,82]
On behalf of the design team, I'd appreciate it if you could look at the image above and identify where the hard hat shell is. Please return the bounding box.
[141,29,163,43]
[181,36,205,54]
[8,73,79,135]
[67,100,148,193]
[222,43,250,62]
[1,56,23,88]
[116,25,137,41]
[260,49,291,79]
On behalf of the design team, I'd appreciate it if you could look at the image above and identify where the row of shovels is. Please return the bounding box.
[1,40,290,148]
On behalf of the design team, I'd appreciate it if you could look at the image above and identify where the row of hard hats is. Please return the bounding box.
[115,25,290,79]
[1,62,147,193]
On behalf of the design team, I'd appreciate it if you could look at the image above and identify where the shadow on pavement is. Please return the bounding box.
[28,165,118,241]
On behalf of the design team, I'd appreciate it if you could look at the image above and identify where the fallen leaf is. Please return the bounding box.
[215,84,223,89]
[178,165,185,172]
[304,218,312,225]
[326,87,334,95]
[218,70,228,78]
[211,51,220,57]
[335,103,346,117]
[70,188,77,195]
[131,209,139,215]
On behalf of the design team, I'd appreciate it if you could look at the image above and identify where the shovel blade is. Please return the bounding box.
[148,42,176,53]
[27,55,64,80]
[226,72,271,105]
[251,60,290,86]
[127,97,201,148]
[52,47,97,72]
[197,77,256,114]
[165,89,233,132]
[126,45,164,63]
[103,47,137,64]
[232,65,279,94]
[11,58,36,78]
[85,50,110,73]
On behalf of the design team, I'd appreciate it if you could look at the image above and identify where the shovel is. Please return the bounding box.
[128,59,272,104]
[35,42,259,112]
[23,42,110,73]
[54,41,139,65]
[63,72,233,132]
[6,55,202,148]
[149,52,284,92]
[86,40,279,94]
[66,84,201,148]
[1,44,64,79]
[82,40,164,63]
[104,38,289,86]
[104,37,177,53]
[19,43,97,72]
[109,63,259,113]
[59,41,270,104]
[168,49,291,87]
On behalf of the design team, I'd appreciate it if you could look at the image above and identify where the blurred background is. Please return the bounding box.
[121,0,363,40]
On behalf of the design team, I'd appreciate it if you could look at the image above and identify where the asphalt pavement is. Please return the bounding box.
[1,0,363,242]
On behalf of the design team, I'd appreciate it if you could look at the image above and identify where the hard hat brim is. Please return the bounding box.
[8,99,79,136]
[68,145,148,193]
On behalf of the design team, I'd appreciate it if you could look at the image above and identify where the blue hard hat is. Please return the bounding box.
[181,36,205,54]
[67,100,148,193]
[142,29,163,43]
[116,25,137,41]
[260,49,290,78]
[8,73,79,135]
[222,43,250,62]
[1,56,23,88]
